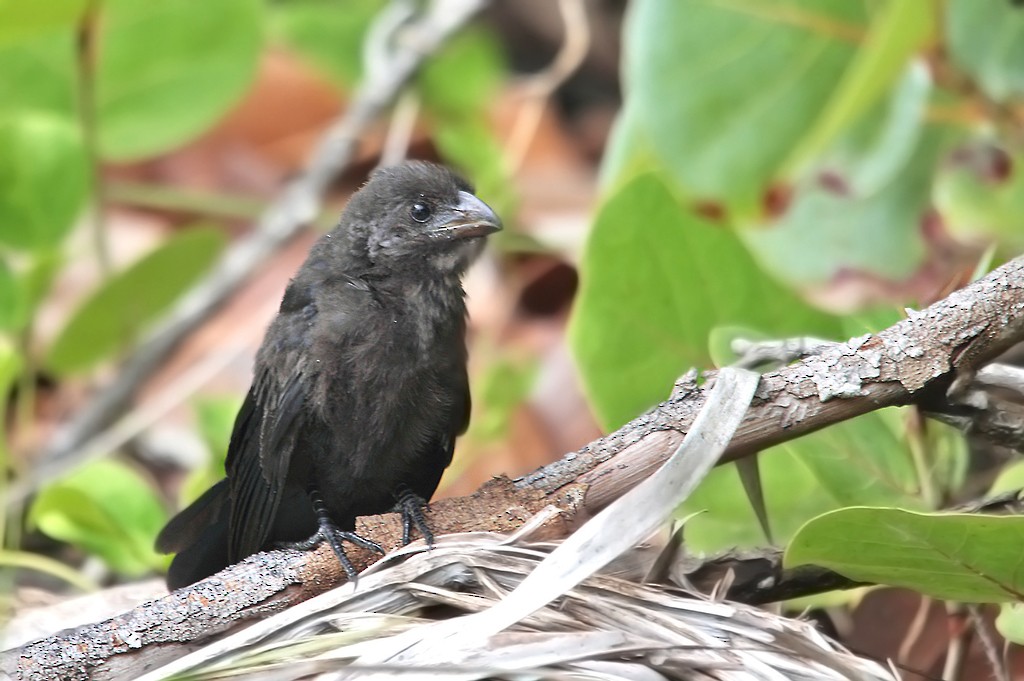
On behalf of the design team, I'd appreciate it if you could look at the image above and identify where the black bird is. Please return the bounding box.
[156,161,501,589]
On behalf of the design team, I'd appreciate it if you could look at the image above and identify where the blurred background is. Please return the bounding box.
[3,0,1024,677]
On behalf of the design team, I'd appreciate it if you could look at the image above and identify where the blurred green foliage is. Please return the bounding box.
[181,395,241,506]
[572,0,1023,608]
[46,227,226,375]
[28,459,167,575]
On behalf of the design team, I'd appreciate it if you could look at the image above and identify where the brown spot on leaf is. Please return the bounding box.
[762,184,793,219]
[693,200,726,223]
[818,169,850,196]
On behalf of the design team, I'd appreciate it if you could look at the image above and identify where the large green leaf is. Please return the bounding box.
[0,113,90,251]
[272,0,382,87]
[46,226,226,375]
[0,0,263,161]
[181,395,241,505]
[934,141,1024,248]
[682,409,924,553]
[682,448,841,552]
[599,100,660,192]
[0,31,76,120]
[623,0,867,206]
[0,258,25,331]
[0,0,85,46]
[96,0,263,160]
[569,173,840,429]
[28,458,167,575]
[947,0,1024,103]
[788,0,933,171]
[417,28,504,116]
[998,604,1024,644]
[786,508,1024,603]
[742,74,948,286]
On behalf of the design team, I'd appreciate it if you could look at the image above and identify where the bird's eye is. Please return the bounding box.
[410,202,432,223]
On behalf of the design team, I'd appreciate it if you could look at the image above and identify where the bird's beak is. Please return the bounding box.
[430,191,502,240]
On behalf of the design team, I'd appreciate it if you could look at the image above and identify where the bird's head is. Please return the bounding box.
[333,161,502,275]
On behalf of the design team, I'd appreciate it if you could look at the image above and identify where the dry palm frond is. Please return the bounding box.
[138,532,895,681]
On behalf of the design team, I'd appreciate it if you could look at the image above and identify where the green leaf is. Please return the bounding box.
[0,0,85,46]
[46,226,226,375]
[181,395,240,505]
[682,410,922,553]
[469,356,538,443]
[0,258,26,331]
[0,113,90,251]
[934,142,1024,248]
[947,0,1024,103]
[29,458,167,575]
[272,0,383,87]
[788,0,933,171]
[839,307,903,337]
[0,31,76,120]
[20,249,64,314]
[997,603,1024,644]
[194,395,240,466]
[742,82,947,286]
[417,28,504,116]
[623,0,867,206]
[682,451,836,552]
[599,100,660,192]
[989,460,1024,497]
[925,420,968,500]
[786,508,1024,603]
[783,409,923,506]
[96,0,263,160]
[569,173,840,429]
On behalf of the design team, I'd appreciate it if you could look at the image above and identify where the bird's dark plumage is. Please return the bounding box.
[156,161,501,589]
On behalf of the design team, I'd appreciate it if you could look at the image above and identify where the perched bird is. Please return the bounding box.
[156,161,501,589]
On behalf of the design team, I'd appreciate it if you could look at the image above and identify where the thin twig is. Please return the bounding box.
[503,0,590,171]
[942,603,971,681]
[897,595,932,665]
[968,604,1010,681]
[379,89,420,167]
[76,0,110,273]
[20,0,490,509]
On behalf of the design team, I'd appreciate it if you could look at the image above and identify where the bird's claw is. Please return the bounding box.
[283,486,386,580]
[278,523,384,580]
[393,488,434,546]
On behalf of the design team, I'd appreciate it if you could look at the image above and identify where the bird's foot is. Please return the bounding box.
[279,520,384,580]
[279,487,385,580]
[393,487,434,546]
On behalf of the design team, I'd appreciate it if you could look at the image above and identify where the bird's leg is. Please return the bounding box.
[393,485,434,546]
[279,487,384,580]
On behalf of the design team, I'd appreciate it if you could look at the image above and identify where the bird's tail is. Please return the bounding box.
[156,479,231,590]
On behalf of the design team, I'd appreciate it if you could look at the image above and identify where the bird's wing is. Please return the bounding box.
[455,367,471,435]
[443,367,472,467]
[225,358,309,562]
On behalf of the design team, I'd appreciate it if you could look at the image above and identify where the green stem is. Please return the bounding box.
[0,549,98,592]
[107,181,266,219]
[76,0,110,274]
[907,409,939,509]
